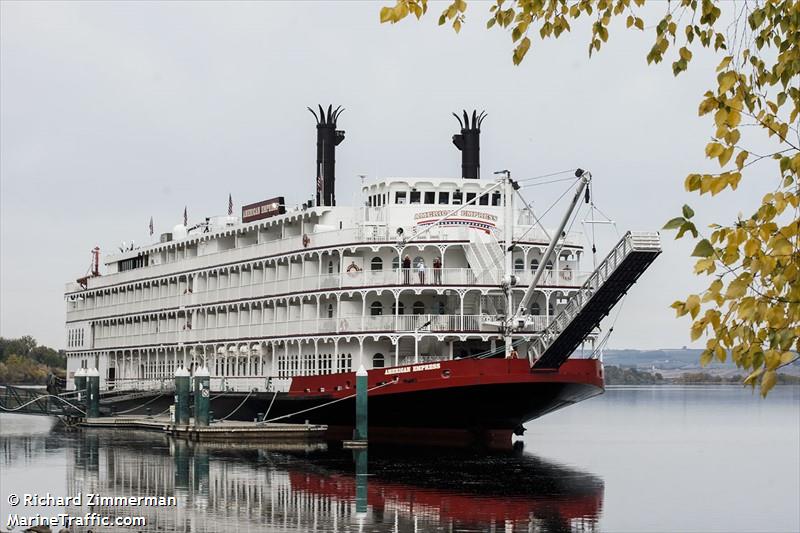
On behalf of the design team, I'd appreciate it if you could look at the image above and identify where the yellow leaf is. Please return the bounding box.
[705,143,724,158]
[716,56,732,72]
[726,278,748,299]
[718,71,736,93]
[761,370,777,397]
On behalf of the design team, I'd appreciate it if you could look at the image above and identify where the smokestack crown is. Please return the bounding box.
[452,109,486,180]
[308,105,346,206]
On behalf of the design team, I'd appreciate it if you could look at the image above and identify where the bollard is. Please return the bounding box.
[354,365,368,442]
[74,368,87,402]
[193,366,210,427]
[86,368,100,418]
[174,367,191,426]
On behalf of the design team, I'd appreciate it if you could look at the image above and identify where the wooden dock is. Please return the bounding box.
[80,416,327,440]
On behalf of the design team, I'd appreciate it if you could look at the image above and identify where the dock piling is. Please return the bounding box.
[354,365,368,442]
[86,368,99,418]
[174,367,190,425]
[194,366,210,427]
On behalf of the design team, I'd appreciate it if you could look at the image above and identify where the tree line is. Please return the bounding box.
[0,336,66,384]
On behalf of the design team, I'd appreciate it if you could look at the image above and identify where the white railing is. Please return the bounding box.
[67,266,590,324]
[92,311,562,349]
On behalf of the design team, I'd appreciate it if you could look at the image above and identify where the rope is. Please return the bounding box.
[258,380,395,424]
[0,394,86,415]
[113,392,166,415]
[217,389,255,421]
[262,390,279,421]
[516,169,578,182]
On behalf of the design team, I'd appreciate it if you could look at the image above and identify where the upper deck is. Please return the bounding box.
[65,176,584,295]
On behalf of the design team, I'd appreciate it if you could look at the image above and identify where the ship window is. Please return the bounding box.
[392,301,405,315]
[531,258,540,272]
[514,258,524,271]
[491,191,502,206]
[438,192,450,204]
[424,191,436,204]
[412,301,425,315]
[395,191,407,204]
[370,302,383,316]
[549,303,555,315]
[546,260,553,270]
[466,192,476,204]
[373,353,385,368]
[530,302,541,315]
[371,257,383,271]
[479,193,489,205]
[410,190,421,204]
[453,191,463,205]
[328,261,334,274]
[438,301,446,314]
[392,256,399,270]
[327,303,334,318]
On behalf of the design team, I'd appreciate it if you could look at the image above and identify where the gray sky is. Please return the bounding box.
[0,1,763,350]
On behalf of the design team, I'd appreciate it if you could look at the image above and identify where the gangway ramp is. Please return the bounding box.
[530,231,661,369]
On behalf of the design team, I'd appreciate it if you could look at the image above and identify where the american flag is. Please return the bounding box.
[149,216,153,236]
[228,193,233,216]
[183,206,187,226]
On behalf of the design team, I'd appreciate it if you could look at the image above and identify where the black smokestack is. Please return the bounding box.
[452,110,486,179]
[308,105,346,206]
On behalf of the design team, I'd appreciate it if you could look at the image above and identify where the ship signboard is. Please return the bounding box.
[242,197,285,223]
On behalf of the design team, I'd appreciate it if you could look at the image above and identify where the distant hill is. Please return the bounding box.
[602,348,800,375]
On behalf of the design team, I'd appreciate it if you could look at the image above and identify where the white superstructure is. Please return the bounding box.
[64,176,590,393]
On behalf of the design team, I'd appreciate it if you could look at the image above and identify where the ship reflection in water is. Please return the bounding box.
[2,425,604,532]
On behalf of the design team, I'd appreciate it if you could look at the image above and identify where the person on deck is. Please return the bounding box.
[433,256,442,284]
[402,256,411,284]
[417,260,426,284]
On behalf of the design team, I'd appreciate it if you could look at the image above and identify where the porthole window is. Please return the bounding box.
[373,353,385,368]
[371,257,383,271]
[370,302,383,316]
[413,301,425,315]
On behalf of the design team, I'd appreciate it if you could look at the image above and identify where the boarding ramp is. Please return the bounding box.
[0,385,85,417]
[530,231,661,369]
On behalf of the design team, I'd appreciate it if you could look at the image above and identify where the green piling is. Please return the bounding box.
[74,367,87,402]
[86,367,100,418]
[174,367,190,425]
[354,365,368,442]
[194,366,210,427]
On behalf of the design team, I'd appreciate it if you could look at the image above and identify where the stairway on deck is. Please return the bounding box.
[465,230,504,284]
[530,231,661,369]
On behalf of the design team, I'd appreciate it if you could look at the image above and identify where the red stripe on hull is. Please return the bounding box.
[289,357,604,398]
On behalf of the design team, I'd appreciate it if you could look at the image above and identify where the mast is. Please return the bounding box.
[498,170,516,358]
[516,169,591,320]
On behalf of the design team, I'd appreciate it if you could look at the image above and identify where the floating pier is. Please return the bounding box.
[80,415,327,441]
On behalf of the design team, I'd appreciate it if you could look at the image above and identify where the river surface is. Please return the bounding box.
[1,386,798,532]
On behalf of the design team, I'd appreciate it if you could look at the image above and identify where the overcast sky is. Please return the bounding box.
[1,1,764,350]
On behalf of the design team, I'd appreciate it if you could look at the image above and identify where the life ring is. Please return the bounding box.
[302,234,310,248]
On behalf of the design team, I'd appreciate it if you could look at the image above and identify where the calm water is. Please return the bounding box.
[1,386,798,532]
